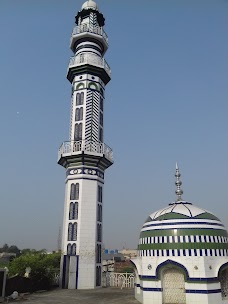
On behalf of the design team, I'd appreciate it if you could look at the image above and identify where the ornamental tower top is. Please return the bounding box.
[67,0,110,85]
[81,0,99,10]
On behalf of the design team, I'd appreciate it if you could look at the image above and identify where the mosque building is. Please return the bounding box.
[132,164,228,304]
[57,0,113,289]
[56,0,228,301]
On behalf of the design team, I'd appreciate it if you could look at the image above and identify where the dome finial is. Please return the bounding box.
[175,162,183,201]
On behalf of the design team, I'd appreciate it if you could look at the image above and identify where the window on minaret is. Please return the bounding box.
[79,123,82,139]
[67,244,71,255]
[75,108,80,121]
[97,205,99,221]
[97,224,99,241]
[96,244,99,263]
[100,225,102,242]
[100,112,103,126]
[75,108,83,121]
[69,202,78,220]
[69,202,74,220]
[100,97,103,111]
[74,123,82,140]
[70,184,76,200]
[97,224,102,242]
[98,186,103,203]
[99,127,103,142]
[68,223,73,241]
[96,267,99,286]
[76,92,84,106]
[99,244,101,263]
[72,243,76,256]
[73,223,77,241]
[96,266,101,286]
[74,124,79,140]
[76,93,80,105]
[75,202,78,219]
[75,183,79,200]
[80,92,84,105]
[97,205,102,222]
[79,108,83,120]
[100,205,102,222]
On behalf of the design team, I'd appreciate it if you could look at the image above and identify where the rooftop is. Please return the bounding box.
[18,288,139,304]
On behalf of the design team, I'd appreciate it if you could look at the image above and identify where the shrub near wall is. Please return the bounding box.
[8,252,61,286]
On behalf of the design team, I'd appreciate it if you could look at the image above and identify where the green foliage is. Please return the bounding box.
[0,261,9,268]
[20,248,47,255]
[8,252,61,281]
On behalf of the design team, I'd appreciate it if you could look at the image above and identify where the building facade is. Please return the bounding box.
[132,165,228,304]
[58,0,113,289]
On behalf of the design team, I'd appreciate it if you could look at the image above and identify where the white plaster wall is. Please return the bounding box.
[138,255,228,280]
[186,293,223,304]
[142,290,162,304]
[77,178,101,289]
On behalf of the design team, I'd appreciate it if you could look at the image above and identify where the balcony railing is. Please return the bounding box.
[68,53,111,77]
[72,24,108,45]
[58,140,113,163]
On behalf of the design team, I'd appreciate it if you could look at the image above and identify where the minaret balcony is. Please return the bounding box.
[58,140,113,165]
[70,24,108,53]
[67,53,111,84]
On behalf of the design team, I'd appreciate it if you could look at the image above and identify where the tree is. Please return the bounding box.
[1,244,9,253]
[8,245,21,256]
[0,244,21,256]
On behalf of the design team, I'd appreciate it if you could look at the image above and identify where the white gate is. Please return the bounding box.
[162,268,186,304]
[102,272,135,288]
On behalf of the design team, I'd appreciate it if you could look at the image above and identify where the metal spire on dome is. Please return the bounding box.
[175,162,183,201]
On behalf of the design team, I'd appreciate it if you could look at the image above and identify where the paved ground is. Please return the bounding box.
[15,288,139,304]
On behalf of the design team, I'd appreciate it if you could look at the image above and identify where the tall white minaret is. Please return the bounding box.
[58,0,113,289]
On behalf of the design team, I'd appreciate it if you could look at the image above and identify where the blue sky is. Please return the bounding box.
[0,0,227,251]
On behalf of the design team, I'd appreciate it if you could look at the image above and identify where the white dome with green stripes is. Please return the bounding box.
[148,201,221,221]
[139,201,228,258]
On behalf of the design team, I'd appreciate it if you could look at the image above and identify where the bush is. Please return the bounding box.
[8,252,61,284]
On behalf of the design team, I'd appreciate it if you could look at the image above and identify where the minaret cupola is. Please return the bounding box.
[67,1,110,85]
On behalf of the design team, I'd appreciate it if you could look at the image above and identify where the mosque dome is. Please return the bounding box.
[81,0,98,11]
[138,165,228,258]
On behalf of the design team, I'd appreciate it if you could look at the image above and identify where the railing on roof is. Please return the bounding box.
[58,140,113,163]
[68,53,111,77]
[72,23,108,45]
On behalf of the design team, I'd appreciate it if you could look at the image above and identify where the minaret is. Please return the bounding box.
[57,0,113,289]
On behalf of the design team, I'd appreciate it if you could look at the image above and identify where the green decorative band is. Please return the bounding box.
[140,228,228,238]
[138,242,228,250]
[153,212,221,222]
